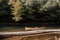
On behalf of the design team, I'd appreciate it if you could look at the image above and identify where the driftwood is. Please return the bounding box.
[25,27,45,31]
[0,29,60,35]
[0,29,60,40]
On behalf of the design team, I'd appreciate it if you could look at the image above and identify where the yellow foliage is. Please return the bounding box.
[8,0,23,21]
[0,0,2,2]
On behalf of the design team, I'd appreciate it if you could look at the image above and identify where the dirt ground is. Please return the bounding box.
[1,34,60,40]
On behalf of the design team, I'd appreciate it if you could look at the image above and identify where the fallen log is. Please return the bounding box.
[25,27,45,31]
[0,29,60,36]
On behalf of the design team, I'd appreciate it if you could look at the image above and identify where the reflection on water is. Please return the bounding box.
[0,23,60,32]
[0,26,25,32]
[0,25,60,32]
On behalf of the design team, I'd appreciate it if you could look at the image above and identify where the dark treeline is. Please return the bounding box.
[0,0,60,23]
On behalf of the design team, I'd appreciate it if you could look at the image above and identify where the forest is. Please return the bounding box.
[0,0,60,23]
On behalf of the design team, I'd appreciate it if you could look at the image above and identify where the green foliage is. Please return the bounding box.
[0,0,60,22]
[0,0,10,16]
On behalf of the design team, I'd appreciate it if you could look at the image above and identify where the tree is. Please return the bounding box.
[8,0,24,21]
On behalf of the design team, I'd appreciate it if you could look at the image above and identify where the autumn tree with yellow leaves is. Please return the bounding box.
[8,0,24,21]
